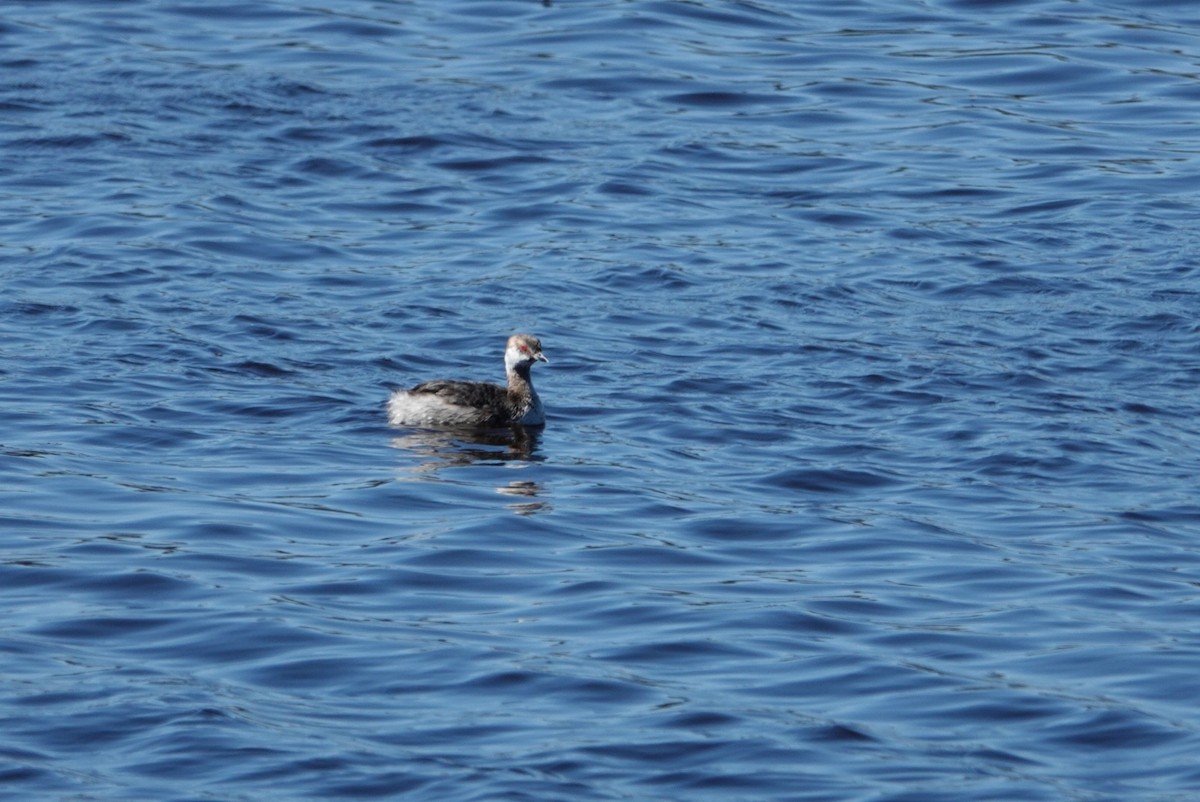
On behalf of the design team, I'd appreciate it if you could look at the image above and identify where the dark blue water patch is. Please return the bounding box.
[999,196,1092,217]
[159,2,299,23]
[598,637,766,668]
[237,655,380,692]
[3,132,134,151]
[175,619,344,667]
[731,607,869,638]
[290,156,371,178]
[324,198,449,217]
[63,568,200,599]
[363,134,457,154]
[1043,707,1186,751]
[654,709,742,732]
[758,467,899,494]
[0,563,77,590]
[30,615,178,642]
[297,19,408,41]
[183,236,344,263]
[643,0,794,30]
[957,59,1116,93]
[539,74,688,98]
[596,179,653,196]
[682,515,803,543]
[0,58,41,71]
[306,773,434,800]
[663,90,791,108]
[434,154,561,173]
[0,764,58,791]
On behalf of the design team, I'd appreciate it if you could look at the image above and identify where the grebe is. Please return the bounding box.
[388,333,549,428]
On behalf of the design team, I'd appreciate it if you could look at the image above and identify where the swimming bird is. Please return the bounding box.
[387,333,549,428]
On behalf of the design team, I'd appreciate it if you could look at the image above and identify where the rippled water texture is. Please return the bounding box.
[3,1,1200,800]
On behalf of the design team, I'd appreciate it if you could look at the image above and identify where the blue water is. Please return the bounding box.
[3,1,1200,799]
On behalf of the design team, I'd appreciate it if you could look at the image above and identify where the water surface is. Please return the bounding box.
[2,1,1200,800]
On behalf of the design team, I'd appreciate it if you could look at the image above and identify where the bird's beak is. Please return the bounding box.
[535,352,549,363]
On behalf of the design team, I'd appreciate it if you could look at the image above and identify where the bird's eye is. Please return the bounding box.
[519,344,529,353]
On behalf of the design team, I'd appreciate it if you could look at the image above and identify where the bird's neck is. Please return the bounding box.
[507,363,535,398]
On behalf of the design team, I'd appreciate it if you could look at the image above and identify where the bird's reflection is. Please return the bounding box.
[390,424,542,465]
[389,425,549,514]
[494,479,546,515]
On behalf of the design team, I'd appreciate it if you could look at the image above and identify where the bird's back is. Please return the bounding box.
[388,380,514,427]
